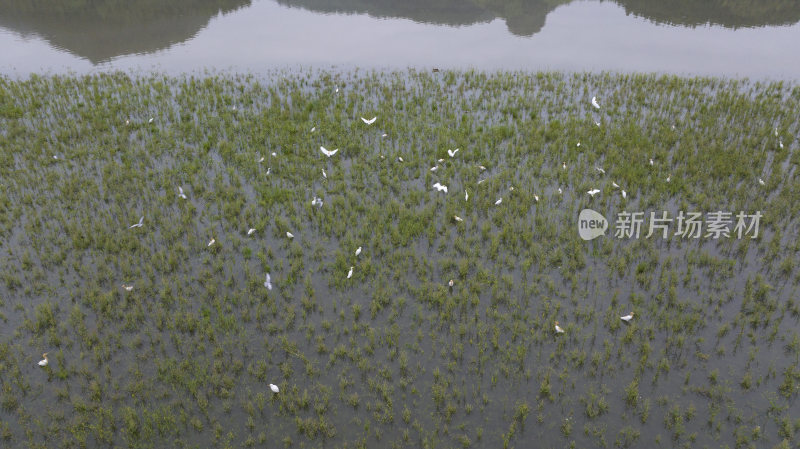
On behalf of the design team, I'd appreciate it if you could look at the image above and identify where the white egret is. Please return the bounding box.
[591,96,600,109]
[178,186,187,199]
[595,121,601,127]
[509,186,515,191]
[125,119,130,125]
[577,142,581,147]
[495,198,502,205]
[311,126,316,132]
[347,266,354,279]
[432,182,448,193]
[247,228,256,235]
[53,155,59,160]
[621,312,634,322]
[666,174,671,182]
[38,353,49,367]
[649,158,654,166]
[397,156,404,162]
[286,232,294,239]
[612,182,619,188]
[587,189,600,197]
[438,158,445,163]
[258,156,265,163]
[382,133,388,138]
[775,127,779,137]
[448,148,459,157]
[622,190,627,199]
[361,117,377,125]
[311,196,323,208]
[129,216,144,229]
[454,215,463,222]
[207,238,215,247]
[557,188,563,194]
[148,118,154,123]
[448,279,454,288]
[554,321,565,334]
[595,167,605,174]
[355,247,362,257]
[562,162,567,170]
[266,167,271,175]
[269,384,279,393]
[478,165,486,171]
[264,273,272,290]
[534,194,539,202]
[320,146,338,157]
[430,166,438,172]
[121,284,133,291]
[465,190,469,201]
[779,139,784,149]
[758,178,765,186]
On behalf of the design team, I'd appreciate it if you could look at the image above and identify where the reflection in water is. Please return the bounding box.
[0,0,251,63]
[0,0,798,76]
[278,0,800,37]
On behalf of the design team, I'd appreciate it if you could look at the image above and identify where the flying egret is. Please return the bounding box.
[286,232,294,239]
[269,384,279,393]
[355,247,362,256]
[465,190,469,201]
[361,117,377,125]
[454,215,463,222]
[247,228,256,235]
[320,146,338,157]
[591,96,600,109]
[129,216,144,229]
[448,148,459,157]
[347,266,354,279]
[432,182,448,193]
[38,353,49,367]
[758,178,765,186]
[622,190,627,199]
[121,284,133,291]
[587,189,600,197]
[264,273,272,290]
[621,312,634,322]
[495,198,502,205]
[207,238,215,247]
[554,321,565,334]
[178,186,187,199]
[595,167,605,174]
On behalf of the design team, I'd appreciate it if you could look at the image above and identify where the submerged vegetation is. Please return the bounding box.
[0,70,799,448]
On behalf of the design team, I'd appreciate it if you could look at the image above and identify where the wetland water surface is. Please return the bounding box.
[0,71,799,448]
[0,0,800,79]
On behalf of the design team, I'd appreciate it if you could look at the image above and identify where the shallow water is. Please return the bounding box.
[1,0,800,79]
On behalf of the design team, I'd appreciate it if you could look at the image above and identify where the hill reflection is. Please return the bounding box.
[0,0,796,63]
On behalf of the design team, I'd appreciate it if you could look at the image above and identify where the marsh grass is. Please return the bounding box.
[0,70,798,448]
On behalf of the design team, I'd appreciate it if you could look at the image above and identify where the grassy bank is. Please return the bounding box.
[0,70,799,448]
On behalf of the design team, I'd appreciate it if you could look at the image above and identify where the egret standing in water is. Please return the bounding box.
[286,232,294,239]
[347,267,354,279]
[247,228,256,235]
[264,273,272,290]
[355,247,362,257]
[591,96,600,109]
[38,353,49,367]
[554,322,565,334]
[269,384,280,393]
[621,312,634,322]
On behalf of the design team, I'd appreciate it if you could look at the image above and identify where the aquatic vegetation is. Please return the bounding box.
[0,69,798,448]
